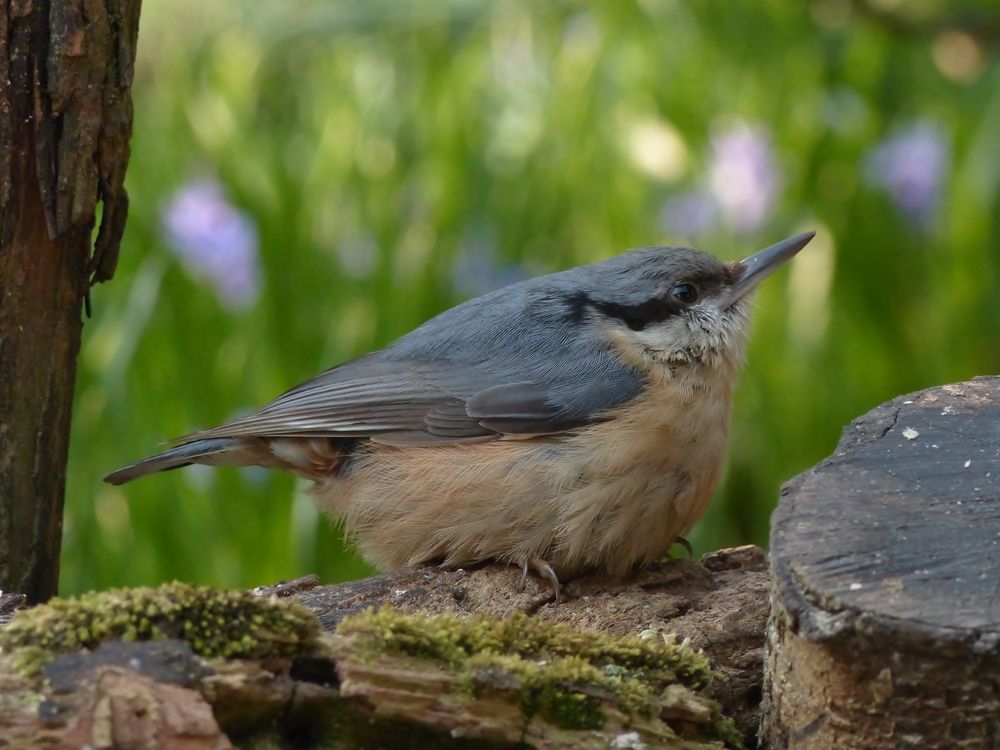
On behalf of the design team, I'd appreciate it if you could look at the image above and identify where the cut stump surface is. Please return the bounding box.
[763,377,1000,749]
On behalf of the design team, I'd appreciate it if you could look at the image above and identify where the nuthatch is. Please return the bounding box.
[106,232,814,596]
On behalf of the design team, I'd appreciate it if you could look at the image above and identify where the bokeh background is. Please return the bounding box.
[63,0,1000,594]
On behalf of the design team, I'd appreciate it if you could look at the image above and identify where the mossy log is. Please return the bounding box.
[0,548,767,749]
[762,377,1000,749]
[290,544,769,741]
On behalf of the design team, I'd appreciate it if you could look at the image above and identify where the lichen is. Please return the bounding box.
[336,607,744,748]
[0,582,320,676]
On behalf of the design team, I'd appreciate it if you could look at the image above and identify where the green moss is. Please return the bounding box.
[464,652,619,730]
[713,716,746,750]
[0,582,320,676]
[336,607,743,748]
[337,607,714,690]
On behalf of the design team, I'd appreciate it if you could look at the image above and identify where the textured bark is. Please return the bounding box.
[762,377,1000,749]
[0,0,140,602]
[0,548,769,749]
[292,545,770,744]
[0,637,733,750]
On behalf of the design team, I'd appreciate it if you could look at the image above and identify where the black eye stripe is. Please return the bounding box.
[592,299,681,332]
[558,279,712,332]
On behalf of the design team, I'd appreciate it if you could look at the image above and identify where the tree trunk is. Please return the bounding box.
[762,377,1000,749]
[0,0,141,603]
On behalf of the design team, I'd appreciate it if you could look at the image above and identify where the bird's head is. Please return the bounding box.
[565,232,815,376]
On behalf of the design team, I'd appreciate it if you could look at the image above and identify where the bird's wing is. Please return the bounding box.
[186,350,643,446]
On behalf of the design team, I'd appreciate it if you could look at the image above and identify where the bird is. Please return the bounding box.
[105,231,814,597]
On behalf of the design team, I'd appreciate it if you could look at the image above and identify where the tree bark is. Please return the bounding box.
[0,0,140,603]
[0,548,769,749]
[761,377,1000,749]
[290,545,770,744]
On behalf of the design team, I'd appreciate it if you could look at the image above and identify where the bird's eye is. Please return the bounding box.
[670,282,699,305]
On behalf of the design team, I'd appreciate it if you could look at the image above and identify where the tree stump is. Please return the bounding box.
[762,377,1000,749]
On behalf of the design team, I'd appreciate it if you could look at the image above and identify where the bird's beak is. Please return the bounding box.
[717,231,816,309]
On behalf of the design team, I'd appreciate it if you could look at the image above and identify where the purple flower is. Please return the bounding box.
[865,121,948,225]
[708,123,780,233]
[161,179,261,310]
[658,190,717,239]
[336,234,379,279]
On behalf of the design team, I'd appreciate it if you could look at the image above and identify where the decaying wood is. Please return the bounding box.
[0,592,26,627]
[293,545,770,742]
[0,636,730,750]
[327,641,723,750]
[0,0,141,603]
[762,377,1000,749]
[0,547,768,749]
[3,641,233,749]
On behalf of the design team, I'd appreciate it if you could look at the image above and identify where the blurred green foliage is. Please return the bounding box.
[64,0,1000,594]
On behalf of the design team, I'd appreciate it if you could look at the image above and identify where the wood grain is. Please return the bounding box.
[294,546,770,743]
[763,376,1000,749]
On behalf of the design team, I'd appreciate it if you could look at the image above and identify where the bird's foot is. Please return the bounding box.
[516,558,562,602]
[673,536,694,559]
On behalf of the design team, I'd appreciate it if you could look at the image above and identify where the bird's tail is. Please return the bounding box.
[103,438,244,485]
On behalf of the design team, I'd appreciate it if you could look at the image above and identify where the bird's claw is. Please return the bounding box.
[674,536,694,559]
[517,558,562,602]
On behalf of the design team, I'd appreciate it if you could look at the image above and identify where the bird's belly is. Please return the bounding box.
[548,389,731,576]
[316,379,732,578]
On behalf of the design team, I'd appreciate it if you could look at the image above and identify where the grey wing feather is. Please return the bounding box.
[466,383,553,420]
[192,360,495,441]
[188,357,635,445]
[104,438,240,485]
[467,383,580,434]
[467,362,641,434]
[187,277,646,445]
